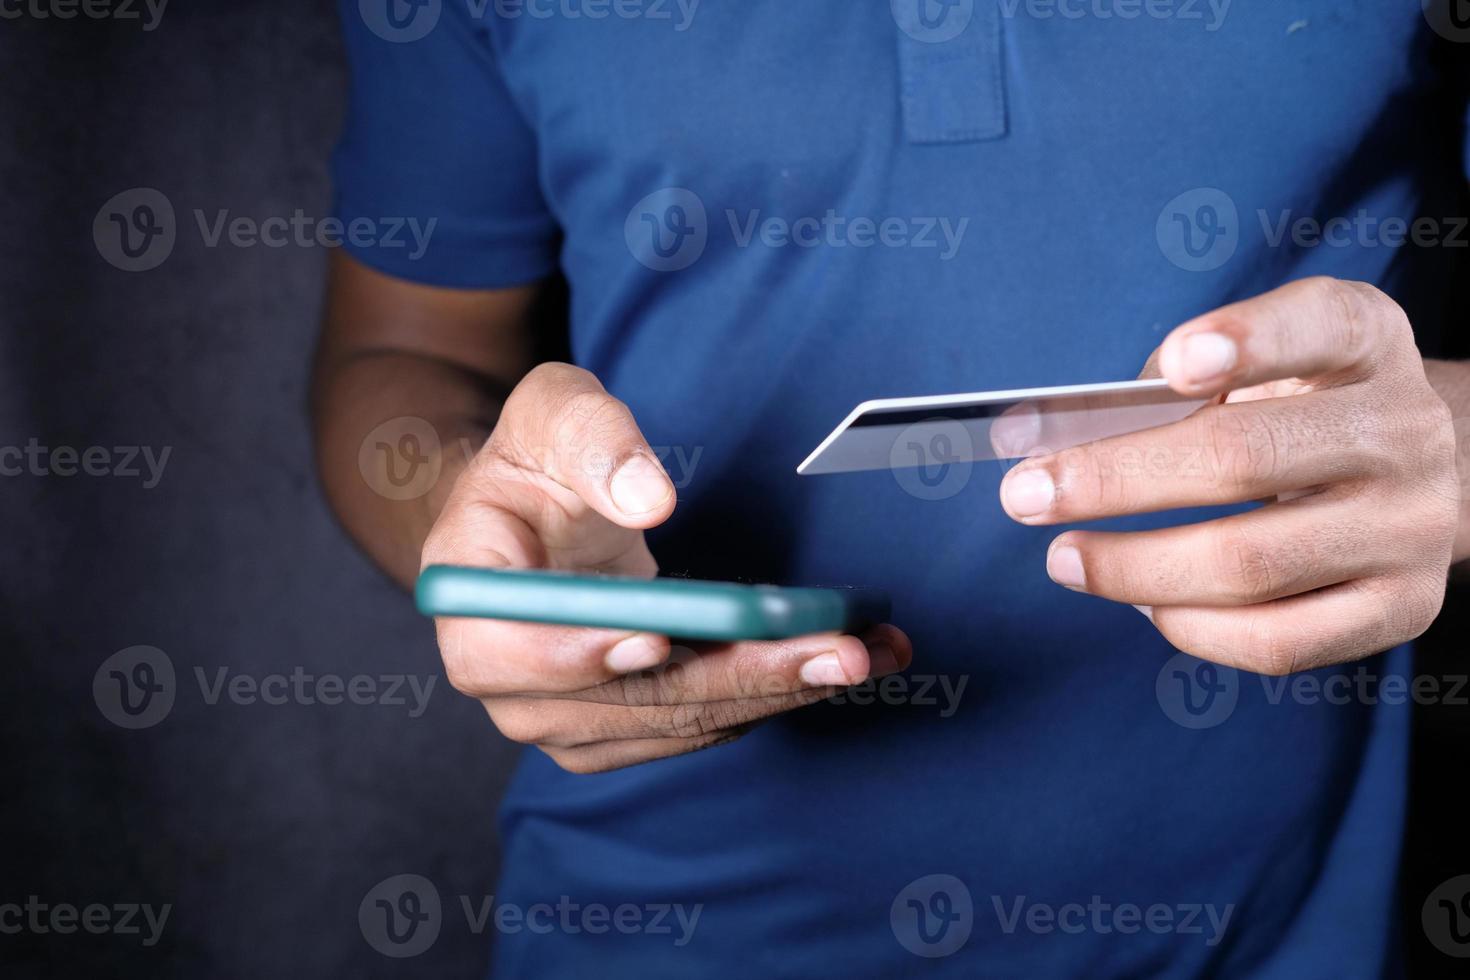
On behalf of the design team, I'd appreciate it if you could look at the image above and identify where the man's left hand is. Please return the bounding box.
[999,277,1460,675]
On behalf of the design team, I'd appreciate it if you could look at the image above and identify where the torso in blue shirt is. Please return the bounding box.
[335,2,1468,975]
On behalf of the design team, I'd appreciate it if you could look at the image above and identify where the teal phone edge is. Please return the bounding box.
[415,565,891,642]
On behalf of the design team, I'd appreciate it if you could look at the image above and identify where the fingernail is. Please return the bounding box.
[1001,468,1055,518]
[1180,333,1236,385]
[867,644,900,676]
[1047,544,1086,589]
[1133,604,1155,622]
[609,454,673,516]
[606,634,666,673]
[799,651,852,687]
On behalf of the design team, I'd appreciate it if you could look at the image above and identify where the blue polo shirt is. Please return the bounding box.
[335,3,1468,975]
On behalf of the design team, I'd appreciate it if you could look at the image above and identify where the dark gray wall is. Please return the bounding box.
[1,3,519,976]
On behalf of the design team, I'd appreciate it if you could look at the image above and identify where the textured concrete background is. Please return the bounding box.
[1,3,519,976]
[1,3,1468,977]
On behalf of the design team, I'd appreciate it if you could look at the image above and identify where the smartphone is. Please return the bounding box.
[416,565,891,642]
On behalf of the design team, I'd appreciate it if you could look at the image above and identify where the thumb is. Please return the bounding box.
[496,362,676,529]
[1136,345,1164,380]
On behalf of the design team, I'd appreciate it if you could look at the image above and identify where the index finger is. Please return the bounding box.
[436,615,675,697]
[1157,277,1411,398]
[565,624,911,706]
[436,616,909,701]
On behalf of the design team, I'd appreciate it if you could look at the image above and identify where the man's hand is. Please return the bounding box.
[425,362,911,772]
[998,277,1460,675]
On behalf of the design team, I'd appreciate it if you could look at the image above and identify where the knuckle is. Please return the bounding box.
[439,637,489,697]
[1330,279,1411,364]
[1059,448,1129,515]
[489,704,548,746]
[1250,639,1302,678]
[543,747,607,775]
[1207,410,1283,493]
[1212,525,1280,603]
[522,361,590,395]
[666,702,715,740]
[728,652,782,700]
[1389,576,1446,643]
[555,391,635,476]
[1152,614,1221,667]
[506,363,574,420]
[1239,614,1301,677]
[443,659,479,697]
[421,523,453,565]
[1338,396,1400,477]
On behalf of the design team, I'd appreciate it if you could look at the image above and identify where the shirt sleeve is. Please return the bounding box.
[331,1,559,288]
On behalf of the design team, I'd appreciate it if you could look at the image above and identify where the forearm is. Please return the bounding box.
[1424,358,1470,565]
[311,351,505,589]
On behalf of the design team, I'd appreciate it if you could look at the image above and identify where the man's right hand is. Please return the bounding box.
[422,362,912,773]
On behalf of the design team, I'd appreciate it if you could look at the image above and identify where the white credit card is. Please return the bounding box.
[797,378,1210,476]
